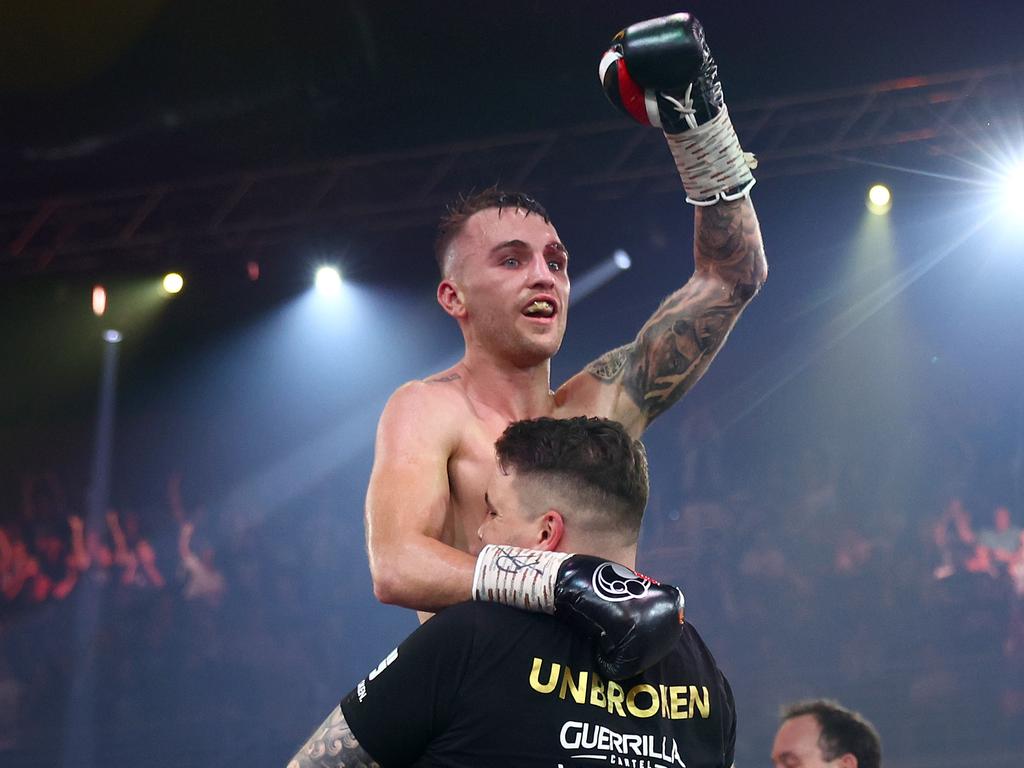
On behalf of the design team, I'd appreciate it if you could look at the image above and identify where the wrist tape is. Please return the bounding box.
[664,104,757,206]
[473,544,571,614]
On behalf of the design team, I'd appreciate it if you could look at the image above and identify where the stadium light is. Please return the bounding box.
[162,272,184,294]
[867,184,892,216]
[92,285,107,316]
[1001,163,1024,217]
[315,266,343,297]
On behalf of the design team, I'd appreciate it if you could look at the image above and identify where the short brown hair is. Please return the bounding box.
[782,699,881,768]
[494,417,649,540]
[434,187,550,276]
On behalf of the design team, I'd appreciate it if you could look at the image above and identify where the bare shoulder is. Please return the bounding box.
[378,375,471,445]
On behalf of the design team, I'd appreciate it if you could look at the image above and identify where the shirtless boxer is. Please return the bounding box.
[365,12,766,678]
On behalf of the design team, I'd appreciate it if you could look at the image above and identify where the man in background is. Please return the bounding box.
[771,699,881,768]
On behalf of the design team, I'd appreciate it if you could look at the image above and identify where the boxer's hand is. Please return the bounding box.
[554,555,684,680]
[599,12,722,135]
[599,11,756,205]
[473,545,684,679]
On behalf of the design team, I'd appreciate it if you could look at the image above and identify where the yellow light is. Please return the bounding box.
[866,184,892,215]
[92,285,107,316]
[162,272,184,294]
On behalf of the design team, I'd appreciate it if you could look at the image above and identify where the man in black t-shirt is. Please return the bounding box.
[288,417,736,768]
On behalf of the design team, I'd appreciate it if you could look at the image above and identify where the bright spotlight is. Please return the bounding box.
[162,272,184,294]
[103,329,122,343]
[1002,163,1024,217]
[92,285,107,317]
[315,266,343,297]
[866,184,892,215]
[613,249,632,270]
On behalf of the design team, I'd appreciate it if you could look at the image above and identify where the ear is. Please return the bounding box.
[437,278,467,319]
[536,510,565,551]
[837,753,857,768]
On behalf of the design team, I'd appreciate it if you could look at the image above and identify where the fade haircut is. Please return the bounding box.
[783,699,882,768]
[434,186,550,277]
[494,417,649,542]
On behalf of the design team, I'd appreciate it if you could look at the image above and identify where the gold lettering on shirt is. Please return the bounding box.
[690,683,710,719]
[626,684,660,718]
[559,667,588,704]
[606,680,626,717]
[529,657,559,694]
[527,657,713,721]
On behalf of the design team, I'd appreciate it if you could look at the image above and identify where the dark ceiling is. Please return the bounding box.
[1,0,1022,286]
[4,0,1023,195]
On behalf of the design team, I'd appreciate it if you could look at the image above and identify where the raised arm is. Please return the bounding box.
[365,382,477,612]
[565,12,767,436]
[578,198,766,435]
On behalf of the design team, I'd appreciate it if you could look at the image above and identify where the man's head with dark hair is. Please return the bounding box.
[434,186,568,368]
[435,187,550,277]
[478,417,648,561]
[772,699,881,768]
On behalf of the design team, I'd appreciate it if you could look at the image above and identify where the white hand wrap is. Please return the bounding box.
[664,104,757,206]
[472,544,571,614]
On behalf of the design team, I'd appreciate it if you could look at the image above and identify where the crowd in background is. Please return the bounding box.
[2,405,1023,766]
[1,473,222,615]
[0,465,368,766]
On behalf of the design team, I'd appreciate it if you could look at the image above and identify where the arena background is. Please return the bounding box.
[2,2,1024,765]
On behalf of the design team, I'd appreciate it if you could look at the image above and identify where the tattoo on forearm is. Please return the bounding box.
[586,200,766,424]
[694,199,766,299]
[288,705,380,768]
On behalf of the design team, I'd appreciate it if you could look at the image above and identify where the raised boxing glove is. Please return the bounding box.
[473,544,684,680]
[599,12,756,205]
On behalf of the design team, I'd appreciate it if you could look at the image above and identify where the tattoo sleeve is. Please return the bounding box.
[586,199,766,425]
[288,705,381,768]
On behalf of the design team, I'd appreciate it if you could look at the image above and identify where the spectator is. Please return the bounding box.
[178,519,225,606]
[978,506,1022,567]
[771,699,881,768]
[167,472,225,605]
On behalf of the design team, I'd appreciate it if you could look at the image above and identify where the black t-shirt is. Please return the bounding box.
[341,602,735,768]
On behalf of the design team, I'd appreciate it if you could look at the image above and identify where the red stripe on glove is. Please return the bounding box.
[616,59,651,126]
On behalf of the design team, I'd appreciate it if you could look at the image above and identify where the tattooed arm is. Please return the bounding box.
[560,199,766,436]
[288,705,380,768]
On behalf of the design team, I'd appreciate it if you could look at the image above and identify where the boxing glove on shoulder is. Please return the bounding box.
[473,544,684,679]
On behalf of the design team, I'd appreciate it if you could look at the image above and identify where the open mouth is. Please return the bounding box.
[522,299,557,319]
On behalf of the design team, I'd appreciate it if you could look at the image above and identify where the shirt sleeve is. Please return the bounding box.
[339,603,477,766]
[721,671,737,768]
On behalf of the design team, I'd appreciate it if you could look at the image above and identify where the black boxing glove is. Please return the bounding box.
[599,12,756,205]
[473,544,684,679]
[599,12,717,134]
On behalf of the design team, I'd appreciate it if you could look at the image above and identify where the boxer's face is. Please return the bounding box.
[478,466,546,550]
[448,207,570,364]
[771,715,841,768]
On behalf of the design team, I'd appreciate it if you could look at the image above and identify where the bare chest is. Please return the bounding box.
[438,382,613,553]
[444,416,509,555]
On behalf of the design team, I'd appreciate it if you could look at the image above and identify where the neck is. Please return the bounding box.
[561,539,637,571]
[457,344,554,422]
